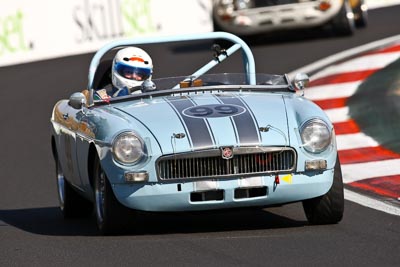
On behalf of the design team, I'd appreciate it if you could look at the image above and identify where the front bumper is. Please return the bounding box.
[213,1,343,35]
[112,169,334,212]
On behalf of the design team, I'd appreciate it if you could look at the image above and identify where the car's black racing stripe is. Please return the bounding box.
[215,94,261,145]
[165,96,215,149]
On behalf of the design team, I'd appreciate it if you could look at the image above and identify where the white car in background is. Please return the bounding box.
[213,0,368,36]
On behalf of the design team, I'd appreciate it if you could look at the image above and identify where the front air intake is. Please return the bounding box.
[157,147,296,181]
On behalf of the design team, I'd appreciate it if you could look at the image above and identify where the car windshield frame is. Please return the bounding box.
[151,73,288,89]
[92,73,294,105]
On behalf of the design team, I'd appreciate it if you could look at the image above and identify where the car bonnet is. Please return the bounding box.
[112,92,290,154]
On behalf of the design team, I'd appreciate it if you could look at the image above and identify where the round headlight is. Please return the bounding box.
[112,132,145,164]
[300,119,331,153]
[235,0,252,10]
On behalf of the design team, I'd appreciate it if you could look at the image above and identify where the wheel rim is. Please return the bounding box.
[95,168,106,224]
[56,161,65,211]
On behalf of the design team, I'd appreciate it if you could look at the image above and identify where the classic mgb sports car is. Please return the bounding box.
[51,32,344,234]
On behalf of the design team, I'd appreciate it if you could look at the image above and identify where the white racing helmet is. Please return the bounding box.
[112,47,153,92]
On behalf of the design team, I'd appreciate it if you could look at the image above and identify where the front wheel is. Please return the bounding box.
[302,156,344,224]
[353,0,368,28]
[93,155,134,235]
[330,1,355,36]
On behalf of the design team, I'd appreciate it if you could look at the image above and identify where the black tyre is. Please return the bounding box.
[302,156,344,224]
[353,0,368,28]
[330,1,355,36]
[55,157,92,218]
[93,155,134,235]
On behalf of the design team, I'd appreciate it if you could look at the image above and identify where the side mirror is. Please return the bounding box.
[69,92,87,109]
[141,79,157,92]
[294,73,309,90]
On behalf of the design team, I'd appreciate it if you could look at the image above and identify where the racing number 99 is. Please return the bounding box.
[184,104,242,118]
[189,106,213,116]
[215,105,238,115]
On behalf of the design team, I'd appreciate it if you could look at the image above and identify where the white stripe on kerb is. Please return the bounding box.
[336,132,379,150]
[324,107,350,123]
[305,81,361,101]
[341,158,400,183]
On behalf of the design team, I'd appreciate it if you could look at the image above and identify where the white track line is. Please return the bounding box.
[311,52,400,80]
[344,189,400,216]
[288,34,400,78]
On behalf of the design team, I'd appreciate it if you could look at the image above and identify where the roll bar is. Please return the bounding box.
[87,32,256,106]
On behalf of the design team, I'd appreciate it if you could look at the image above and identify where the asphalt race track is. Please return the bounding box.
[1,5,400,267]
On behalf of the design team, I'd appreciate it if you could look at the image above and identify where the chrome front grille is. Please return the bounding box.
[253,0,306,8]
[157,147,296,181]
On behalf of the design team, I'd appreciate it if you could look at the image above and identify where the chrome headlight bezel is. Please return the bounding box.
[300,119,332,153]
[235,0,253,10]
[112,132,146,165]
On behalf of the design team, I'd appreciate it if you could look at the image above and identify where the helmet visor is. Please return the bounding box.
[114,62,151,81]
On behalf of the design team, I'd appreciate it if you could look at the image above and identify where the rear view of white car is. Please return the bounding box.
[213,0,366,36]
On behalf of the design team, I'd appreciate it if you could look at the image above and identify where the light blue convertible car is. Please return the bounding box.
[51,32,344,234]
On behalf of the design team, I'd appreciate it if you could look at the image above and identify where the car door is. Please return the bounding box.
[54,100,84,189]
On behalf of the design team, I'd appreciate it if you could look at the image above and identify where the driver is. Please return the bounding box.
[96,47,153,99]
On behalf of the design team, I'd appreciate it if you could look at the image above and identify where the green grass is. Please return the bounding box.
[347,58,400,153]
